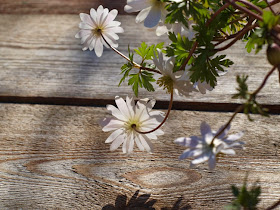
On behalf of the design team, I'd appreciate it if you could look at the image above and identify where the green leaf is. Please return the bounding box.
[140,71,156,92]
[189,51,233,88]
[118,62,134,86]
[134,42,164,62]
[165,32,194,71]
[128,73,142,97]
[232,75,249,99]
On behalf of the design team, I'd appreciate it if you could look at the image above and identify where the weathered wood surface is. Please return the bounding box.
[0,0,127,14]
[0,103,279,209]
[0,14,279,112]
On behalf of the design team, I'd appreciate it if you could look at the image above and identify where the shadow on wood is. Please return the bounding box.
[102,190,191,210]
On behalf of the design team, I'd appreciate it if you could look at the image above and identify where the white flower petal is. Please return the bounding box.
[136,7,151,23]
[192,152,210,165]
[139,134,153,153]
[105,129,124,143]
[106,104,126,121]
[135,134,145,151]
[127,133,135,154]
[115,96,130,119]
[179,148,203,160]
[125,0,150,13]
[110,134,125,151]
[79,22,93,30]
[156,25,168,36]
[80,13,94,27]
[90,8,98,23]
[220,148,236,155]
[102,119,124,132]
[106,9,118,23]
[94,38,104,57]
[226,132,244,141]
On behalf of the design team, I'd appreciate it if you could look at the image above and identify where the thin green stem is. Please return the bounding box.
[133,89,173,134]
[210,65,277,145]
[101,34,161,75]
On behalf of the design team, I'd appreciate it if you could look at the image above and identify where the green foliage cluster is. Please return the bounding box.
[119,0,278,122]
[245,11,280,53]
[119,43,163,96]
[233,75,269,121]
[225,177,261,210]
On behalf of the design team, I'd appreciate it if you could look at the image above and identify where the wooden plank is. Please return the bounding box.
[0,103,279,208]
[0,0,127,14]
[0,14,279,111]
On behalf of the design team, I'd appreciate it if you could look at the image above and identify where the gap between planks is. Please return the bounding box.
[1,95,280,114]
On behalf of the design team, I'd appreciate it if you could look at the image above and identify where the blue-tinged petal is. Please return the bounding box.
[144,6,161,28]
[208,153,216,170]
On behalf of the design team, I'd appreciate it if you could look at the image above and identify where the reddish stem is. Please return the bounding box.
[224,0,263,21]
[133,90,173,134]
[215,23,257,51]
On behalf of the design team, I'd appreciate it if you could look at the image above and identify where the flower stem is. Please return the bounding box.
[210,65,277,145]
[133,89,174,134]
[100,34,161,75]
[266,197,280,210]
[224,0,263,21]
[215,22,257,51]
[264,0,276,15]
[236,0,263,14]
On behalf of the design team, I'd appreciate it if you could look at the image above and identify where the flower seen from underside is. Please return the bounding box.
[124,0,166,28]
[100,96,164,154]
[174,122,244,170]
[75,5,124,57]
[154,50,197,96]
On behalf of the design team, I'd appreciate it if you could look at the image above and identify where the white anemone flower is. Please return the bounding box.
[153,50,197,96]
[174,122,244,170]
[75,5,124,57]
[124,0,166,28]
[100,96,165,154]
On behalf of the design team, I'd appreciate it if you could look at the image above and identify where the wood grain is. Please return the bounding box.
[0,103,279,209]
[0,0,127,14]
[0,14,279,112]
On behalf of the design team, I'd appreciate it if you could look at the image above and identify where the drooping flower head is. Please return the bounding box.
[100,96,164,154]
[124,0,166,28]
[154,50,197,96]
[174,122,244,170]
[75,5,124,57]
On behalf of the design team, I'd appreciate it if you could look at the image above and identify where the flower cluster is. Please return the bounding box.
[75,3,249,171]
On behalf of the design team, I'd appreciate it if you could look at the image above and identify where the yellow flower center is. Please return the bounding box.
[125,119,142,133]
[92,27,103,37]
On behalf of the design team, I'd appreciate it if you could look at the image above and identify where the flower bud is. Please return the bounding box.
[267,43,280,66]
